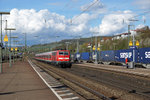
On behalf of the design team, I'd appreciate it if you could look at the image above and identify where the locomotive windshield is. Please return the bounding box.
[59,51,69,55]
[64,52,69,55]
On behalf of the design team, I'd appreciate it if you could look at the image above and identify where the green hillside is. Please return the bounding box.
[29,27,150,54]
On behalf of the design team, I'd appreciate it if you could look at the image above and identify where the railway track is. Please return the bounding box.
[63,65,150,99]
[32,59,150,100]
[31,59,113,100]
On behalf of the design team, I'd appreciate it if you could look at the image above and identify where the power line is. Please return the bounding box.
[128,10,150,20]
[71,0,99,24]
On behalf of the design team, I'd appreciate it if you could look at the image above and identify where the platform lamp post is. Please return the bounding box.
[3,20,8,62]
[128,19,138,69]
[55,36,60,49]
[76,36,81,62]
[5,28,16,67]
[65,42,71,50]
[0,12,10,73]
[56,36,60,43]
[11,36,18,63]
[34,36,41,53]
[93,32,99,64]
[23,33,27,56]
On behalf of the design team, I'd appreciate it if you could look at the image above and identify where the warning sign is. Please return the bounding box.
[136,40,139,46]
[15,47,18,51]
[4,34,8,42]
[11,48,13,51]
[129,41,132,46]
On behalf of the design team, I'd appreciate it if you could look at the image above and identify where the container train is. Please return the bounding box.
[35,50,72,68]
[73,47,150,68]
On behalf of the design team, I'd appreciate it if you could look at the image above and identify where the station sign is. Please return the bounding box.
[129,46,137,49]
[11,48,13,51]
[129,41,132,46]
[136,40,139,46]
[15,47,18,51]
[4,34,8,42]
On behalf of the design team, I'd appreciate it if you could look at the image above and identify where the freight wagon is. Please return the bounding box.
[72,47,150,68]
[138,47,150,68]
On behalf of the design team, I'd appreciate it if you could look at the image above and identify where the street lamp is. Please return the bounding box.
[93,32,99,64]
[23,33,27,55]
[65,42,71,50]
[128,19,138,69]
[11,36,18,63]
[34,36,41,53]
[0,12,10,73]
[56,36,60,43]
[5,28,16,67]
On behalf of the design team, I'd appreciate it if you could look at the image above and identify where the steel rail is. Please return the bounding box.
[32,60,112,100]
[64,65,150,99]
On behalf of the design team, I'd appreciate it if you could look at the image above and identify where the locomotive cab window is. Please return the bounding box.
[59,52,64,55]
[59,51,69,55]
[64,52,69,55]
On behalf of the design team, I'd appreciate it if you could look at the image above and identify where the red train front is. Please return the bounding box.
[35,50,72,68]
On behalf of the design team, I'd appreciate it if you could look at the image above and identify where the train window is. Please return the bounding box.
[64,52,69,55]
[59,52,64,55]
[52,52,56,56]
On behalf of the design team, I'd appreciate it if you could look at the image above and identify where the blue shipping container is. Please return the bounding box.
[115,49,138,63]
[100,50,115,62]
[138,47,150,64]
[81,52,90,61]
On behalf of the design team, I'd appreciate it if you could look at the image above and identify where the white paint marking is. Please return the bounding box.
[28,60,63,100]
[56,90,70,93]
[63,97,79,100]
[59,93,73,97]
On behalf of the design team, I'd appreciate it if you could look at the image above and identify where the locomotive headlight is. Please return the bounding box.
[58,58,63,59]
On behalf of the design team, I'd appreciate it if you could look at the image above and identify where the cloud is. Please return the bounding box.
[134,0,150,9]
[3,8,98,45]
[2,8,138,45]
[90,10,135,36]
[71,13,97,24]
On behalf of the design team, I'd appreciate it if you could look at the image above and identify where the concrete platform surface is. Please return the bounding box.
[0,60,58,100]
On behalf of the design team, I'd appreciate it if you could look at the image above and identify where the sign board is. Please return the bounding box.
[77,54,80,58]
[93,47,95,50]
[4,34,8,42]
[136,40,139,46]
[129,46,137,49]
[129,41,132,46]
[15,47,18,51]
[93,45,95,50]
[11,48,13,51]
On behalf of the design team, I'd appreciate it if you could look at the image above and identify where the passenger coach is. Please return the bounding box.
[35,50,72,68]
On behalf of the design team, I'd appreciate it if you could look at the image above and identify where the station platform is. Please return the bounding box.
[75,63,150,78]
[0,60,58,100]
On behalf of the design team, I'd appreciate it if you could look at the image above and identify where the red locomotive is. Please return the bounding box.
[35,50,72,68]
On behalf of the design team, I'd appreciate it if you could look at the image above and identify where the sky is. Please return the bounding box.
[0,0,150,46]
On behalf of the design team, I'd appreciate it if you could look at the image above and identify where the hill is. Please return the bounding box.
[29,26,150,54]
